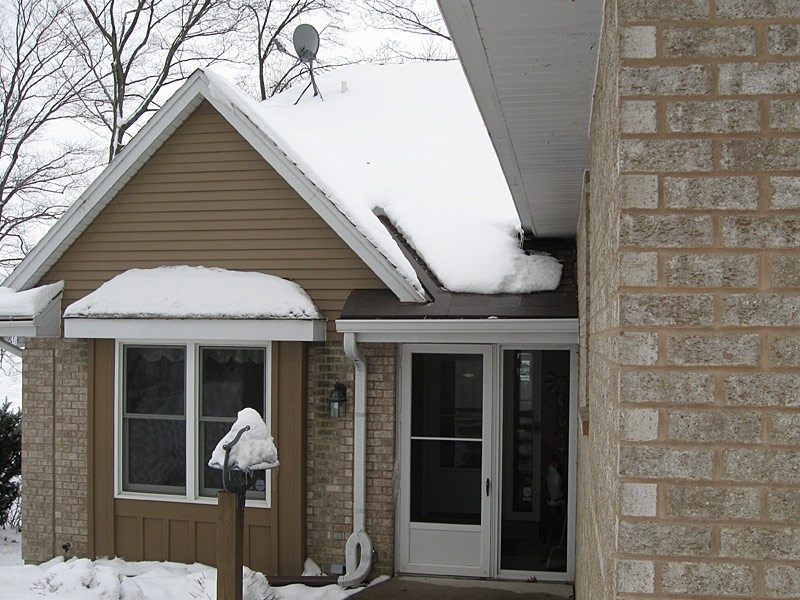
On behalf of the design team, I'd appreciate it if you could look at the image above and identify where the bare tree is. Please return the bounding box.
[227,0,345,100]
[359,0,454,62]
[362,0,450,40]
[0,0,100,270]
[69,0,240,160]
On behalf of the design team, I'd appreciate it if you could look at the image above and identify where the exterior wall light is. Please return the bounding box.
[328,381,348,418]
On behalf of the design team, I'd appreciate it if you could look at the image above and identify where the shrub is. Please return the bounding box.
[0,400,21,529]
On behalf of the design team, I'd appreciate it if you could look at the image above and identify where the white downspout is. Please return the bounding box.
[338,332,374,588]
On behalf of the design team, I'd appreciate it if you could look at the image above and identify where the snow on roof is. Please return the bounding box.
[63,266,321,319]
[203,62,562,294]
[0,281,63,319]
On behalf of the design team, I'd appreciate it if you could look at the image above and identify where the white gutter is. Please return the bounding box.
[338,332,374,588]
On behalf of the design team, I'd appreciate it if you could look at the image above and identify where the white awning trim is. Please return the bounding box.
[0,281,64,337]
[64,317,326,342]
[335,318,579,344]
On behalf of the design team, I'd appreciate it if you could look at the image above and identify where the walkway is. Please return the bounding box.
[354,577,574,600]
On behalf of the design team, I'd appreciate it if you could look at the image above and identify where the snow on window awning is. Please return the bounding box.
[63,266,325,341]
[203,62,563,295]
[0,281,64,337]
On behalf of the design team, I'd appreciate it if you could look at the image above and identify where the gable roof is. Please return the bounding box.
[3,69,427,302]
[4,62,564,299]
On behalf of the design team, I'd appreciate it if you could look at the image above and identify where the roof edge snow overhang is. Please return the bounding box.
[5,70,427,304]
[336,318,578,344]
[0,289,64,338]
[64,316,326,342]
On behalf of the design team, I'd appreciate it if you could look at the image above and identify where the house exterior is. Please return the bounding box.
[2,59,580,586]
[3,1,799,598]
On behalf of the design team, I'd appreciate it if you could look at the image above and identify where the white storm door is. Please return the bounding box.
[397,345,493,577]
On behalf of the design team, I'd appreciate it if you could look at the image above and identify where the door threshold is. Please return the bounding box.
[394,575,574,598]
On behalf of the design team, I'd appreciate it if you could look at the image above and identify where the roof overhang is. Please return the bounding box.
[438,0,602,237]
[0,282,64,337]
[64,317,326,341]
[336,318,578,344]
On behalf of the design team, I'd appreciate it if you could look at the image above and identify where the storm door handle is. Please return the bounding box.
[485,478,490,496]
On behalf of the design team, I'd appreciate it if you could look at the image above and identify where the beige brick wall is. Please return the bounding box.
[575,0,622,597]
[582,0,800,597]
[306,342,396,578]
[21,337,88,564]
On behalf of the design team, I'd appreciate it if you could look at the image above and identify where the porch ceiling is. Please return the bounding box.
[439,0,603,238]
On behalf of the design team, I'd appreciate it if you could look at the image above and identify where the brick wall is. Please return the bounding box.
[21,337,88,563]
[306,342,396,578]
[582,1,800,597]
[575,0,623,597]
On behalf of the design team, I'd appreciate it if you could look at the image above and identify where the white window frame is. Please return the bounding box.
[114,339,273,508]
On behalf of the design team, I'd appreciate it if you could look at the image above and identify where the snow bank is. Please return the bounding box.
[0,555,368,599]
[209,408,279,471]
[204,62,563,294]
[64,266,321,320]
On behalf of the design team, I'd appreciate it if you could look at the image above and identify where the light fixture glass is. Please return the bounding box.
[328,381,348,418]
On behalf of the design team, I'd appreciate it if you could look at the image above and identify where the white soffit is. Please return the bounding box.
[439,0,603,237]
[336,318,578,344]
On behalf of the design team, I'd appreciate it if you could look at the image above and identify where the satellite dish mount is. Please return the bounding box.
[293,24,323,105]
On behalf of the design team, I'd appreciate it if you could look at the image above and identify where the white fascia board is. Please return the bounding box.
[438,0,535,236]
[201,81,427,304]
[3,75,209,292]
[336,318,579,344]
[0,321,38,337]
[64,317,326,342]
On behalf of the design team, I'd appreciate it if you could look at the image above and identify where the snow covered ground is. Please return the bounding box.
[0,533,380,599]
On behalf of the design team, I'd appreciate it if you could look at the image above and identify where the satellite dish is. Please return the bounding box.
[293,24,319,64]
[292,24,323,104]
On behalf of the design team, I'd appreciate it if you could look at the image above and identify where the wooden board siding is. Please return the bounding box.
[40,101,388,339]
[87,339,306,575]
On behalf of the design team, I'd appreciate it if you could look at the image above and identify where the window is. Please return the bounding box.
[118,342,270,504]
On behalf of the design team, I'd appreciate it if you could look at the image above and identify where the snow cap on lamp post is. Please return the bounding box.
[208,408,279,510]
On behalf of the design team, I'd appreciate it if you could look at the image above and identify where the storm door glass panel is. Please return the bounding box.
[199,347,266,498]
[410,353,483,525]
[123,345,186,494]
[500,350,571,573]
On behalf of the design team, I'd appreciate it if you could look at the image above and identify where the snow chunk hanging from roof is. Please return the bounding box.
[208,408,279,471]
[203,62,562,294]
[63,266,320,319]
[0,281,63,318]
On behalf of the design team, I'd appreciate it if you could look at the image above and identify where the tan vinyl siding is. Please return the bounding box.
[41,101,388,338]
[88,339,306,575]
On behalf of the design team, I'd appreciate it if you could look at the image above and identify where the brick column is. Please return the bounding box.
[305,342,396,577]
[21,337,89,563]
[581,1,800,597]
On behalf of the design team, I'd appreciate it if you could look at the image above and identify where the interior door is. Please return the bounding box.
[397,345,493,577]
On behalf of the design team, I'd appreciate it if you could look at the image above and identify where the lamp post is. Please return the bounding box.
[212,425,277,600]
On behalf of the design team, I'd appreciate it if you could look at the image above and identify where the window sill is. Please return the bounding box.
[115,491,270,509]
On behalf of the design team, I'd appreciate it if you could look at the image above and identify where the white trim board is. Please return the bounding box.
[336,318,579,344]
[65,317,326,342]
